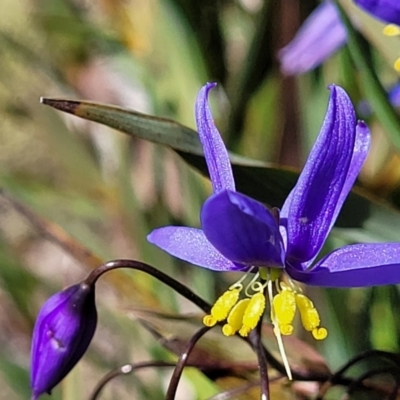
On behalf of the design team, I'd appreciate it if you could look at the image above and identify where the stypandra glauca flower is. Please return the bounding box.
[148,82,400,379]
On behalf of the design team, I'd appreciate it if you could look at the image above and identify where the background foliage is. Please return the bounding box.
[1,0,400,399]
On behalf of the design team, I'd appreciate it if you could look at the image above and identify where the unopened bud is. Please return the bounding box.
[30,282,97,399]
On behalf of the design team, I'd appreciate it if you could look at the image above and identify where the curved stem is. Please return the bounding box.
[330,350,400,386]
[207,382,260,400]
[248,326,269,400]
[88,361,176,400]
[165,326,211,400]
[346,367,400,398]
[84,259,211,314]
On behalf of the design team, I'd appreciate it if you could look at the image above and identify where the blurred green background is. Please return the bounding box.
[1,0,400,399]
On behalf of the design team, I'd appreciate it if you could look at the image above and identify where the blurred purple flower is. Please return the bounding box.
[279,1,400,75]
[30,283,97,400]
[279,2,347,75]
[359,82,400,115]
[354,0,400,25]
[148,82,400,341]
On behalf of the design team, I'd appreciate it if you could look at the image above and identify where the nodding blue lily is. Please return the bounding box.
[354,0,400,26]
[279,0,400,74]
[278,2,347,76]
[148,82,400,377]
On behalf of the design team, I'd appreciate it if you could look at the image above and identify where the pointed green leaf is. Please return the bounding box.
[41,97,400,240]
[40,98,264,166]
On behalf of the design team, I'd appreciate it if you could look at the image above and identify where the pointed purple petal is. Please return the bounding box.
[287,243,400,287]
[195,83,235,193]
[147,226,243,271]
[201,190,285,267]
[278,2,347,75]
[282,85,357,264]
[354,0,400,25]
[289,120,370,273]
[333,121,370,216]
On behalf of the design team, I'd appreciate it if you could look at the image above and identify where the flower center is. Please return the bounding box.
[203,268,328,379]
[202,266,273,337]
[383,24,400,72]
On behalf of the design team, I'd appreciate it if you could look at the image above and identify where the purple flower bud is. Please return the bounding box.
[30,282,97,400]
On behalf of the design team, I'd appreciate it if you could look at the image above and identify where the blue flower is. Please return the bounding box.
[279,1,400,75]
[148,83,400,345]
[278,2,347,76]
[30,283,97,400]
[355,0,400,26]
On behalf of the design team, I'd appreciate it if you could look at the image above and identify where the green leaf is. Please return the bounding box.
[41,97,400,239]
[40,98,265,166]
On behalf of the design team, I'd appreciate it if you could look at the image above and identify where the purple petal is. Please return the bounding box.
[358,83,400,117]
[147,226,244,271]
[354,0,400,25]
[201,190,285,267]
[287,243,400,287]
[195,83,235,193]
[333,121,370,218]
[282,85,357,264]
[278,2,347,75]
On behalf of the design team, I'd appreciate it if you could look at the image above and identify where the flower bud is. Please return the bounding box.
[30,282,97,400]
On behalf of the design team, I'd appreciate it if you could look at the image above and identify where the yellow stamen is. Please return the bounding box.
[295,294,327,340]
[203,288,241,327]
[222,298,251,336]
[394,57,400,73]
[245,272,262,297]
[312,327,328,340]
[268,281,292,380]
[383,24,400,37]
[203,267,326,383]
[272,287,296,336]
[239,292,266,337]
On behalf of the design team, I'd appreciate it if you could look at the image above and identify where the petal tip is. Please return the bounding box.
[357,120,367,129]
[147,229,161,245]
[201,82,217,95]
[327,83,336,91]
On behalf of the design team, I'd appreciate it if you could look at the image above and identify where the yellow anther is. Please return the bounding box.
[239,292,266,337]
[295,294,318,330]
[203,315,218,327]
[394,57,400,73]
[296,294,328,340]
[222,298,251,336]
[383,24,400,36]
[280,324,294,335]
[272,288,296,336]
[312,327,328,340]
[203,288,241,327]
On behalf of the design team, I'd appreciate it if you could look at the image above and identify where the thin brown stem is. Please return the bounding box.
[248,327,269,400]
[165,326,211,400]
[84,259,211,314]
[88,361,176,400]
